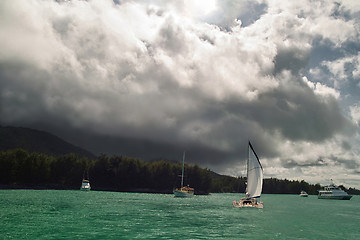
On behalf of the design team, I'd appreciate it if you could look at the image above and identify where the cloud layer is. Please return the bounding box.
[1,0,360,187]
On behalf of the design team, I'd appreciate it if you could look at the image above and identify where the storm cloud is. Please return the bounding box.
[1,0,360,187]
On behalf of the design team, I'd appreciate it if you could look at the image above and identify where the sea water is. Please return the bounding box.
[0,190,359,239]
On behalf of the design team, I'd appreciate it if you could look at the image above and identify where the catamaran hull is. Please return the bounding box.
[318,195,352,200]
[233,197,263,209]
[173,190,194,198]
[233,200,263,209]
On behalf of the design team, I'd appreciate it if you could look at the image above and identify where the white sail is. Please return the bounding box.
[246,142,263,198]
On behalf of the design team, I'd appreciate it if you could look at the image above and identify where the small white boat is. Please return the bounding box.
[80,171,91,191]
[299,191,308,197]
[318,183,352,200]
[233,142,264,209]
[173,152,194,198]
[80,179,91,191]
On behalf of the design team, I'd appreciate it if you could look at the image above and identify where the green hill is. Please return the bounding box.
[1,126,359,194]
[0,126,95,159]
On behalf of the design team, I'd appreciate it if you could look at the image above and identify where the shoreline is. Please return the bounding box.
[0,184,210,195]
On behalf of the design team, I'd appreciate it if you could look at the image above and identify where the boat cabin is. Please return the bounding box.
[323,184,340,191]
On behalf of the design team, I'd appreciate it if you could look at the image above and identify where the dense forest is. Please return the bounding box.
[0,148,212,194]
[1,148,359,195]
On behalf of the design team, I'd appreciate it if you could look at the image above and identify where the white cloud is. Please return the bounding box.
[350,104,360,126]
[1,0,360,188]
[265,0,359,45]
[322,55,359,81]
[302,76,340,99]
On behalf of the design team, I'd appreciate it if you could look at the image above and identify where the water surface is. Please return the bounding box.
[1,190,359,239]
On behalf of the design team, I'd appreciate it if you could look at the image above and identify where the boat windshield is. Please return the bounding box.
[325,185,341,191]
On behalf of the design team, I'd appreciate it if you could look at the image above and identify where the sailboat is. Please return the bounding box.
[233,142,264,208]
[173,152,194,197]
[80,170,91,191]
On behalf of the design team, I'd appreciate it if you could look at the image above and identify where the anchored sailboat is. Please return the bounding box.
[173,152,194,197]
[233,142,264,208]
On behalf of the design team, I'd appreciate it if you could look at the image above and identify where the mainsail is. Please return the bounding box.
[246,142,263,198]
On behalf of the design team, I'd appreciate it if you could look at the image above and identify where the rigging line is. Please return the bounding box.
[248,166,262,171]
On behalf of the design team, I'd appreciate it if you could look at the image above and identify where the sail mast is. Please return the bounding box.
[181,152,185,188]
[246,141,250,194]
[249,141,262,168]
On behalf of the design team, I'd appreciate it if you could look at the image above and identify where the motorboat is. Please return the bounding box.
[299,190,308,197]
[318,183,352,200]
[80,179,91,191]
[80,170,91,191]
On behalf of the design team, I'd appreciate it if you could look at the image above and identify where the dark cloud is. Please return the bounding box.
[273,46,310,75]
[224,74,354,143]
[330,155,359,170]
[331,2,352,21]
[283,158,327,168]
[1,0,360,187]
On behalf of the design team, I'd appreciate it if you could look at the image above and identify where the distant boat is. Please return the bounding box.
[299,190,308,197]
[80,171,91,191]
[173,152,194,198]
[318,182,352,200]
[233,142,264,209]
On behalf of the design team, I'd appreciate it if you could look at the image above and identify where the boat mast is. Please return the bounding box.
[181,152,185,188]
[246,142,249,194]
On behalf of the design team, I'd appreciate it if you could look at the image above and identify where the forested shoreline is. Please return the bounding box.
[1,148,359,195]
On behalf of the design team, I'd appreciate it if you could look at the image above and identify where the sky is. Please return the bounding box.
[1,0,360,188]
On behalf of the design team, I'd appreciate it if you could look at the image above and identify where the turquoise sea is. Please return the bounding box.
[0,190,359,239]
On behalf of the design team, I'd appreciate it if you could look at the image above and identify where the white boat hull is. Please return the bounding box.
[233,198,263,209]
[318,184,352,200]
[318,195,352,200]
[80,181,91,191]
[173,189,194,198]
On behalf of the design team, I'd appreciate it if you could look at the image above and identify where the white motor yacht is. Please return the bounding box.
[318,184,352,200]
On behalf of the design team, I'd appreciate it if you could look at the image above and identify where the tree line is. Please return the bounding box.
[210,176,322,195]
[1,148,359,195]
[0,148,212,193]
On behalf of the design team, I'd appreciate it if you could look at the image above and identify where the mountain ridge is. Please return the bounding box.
[0,126,95,159]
